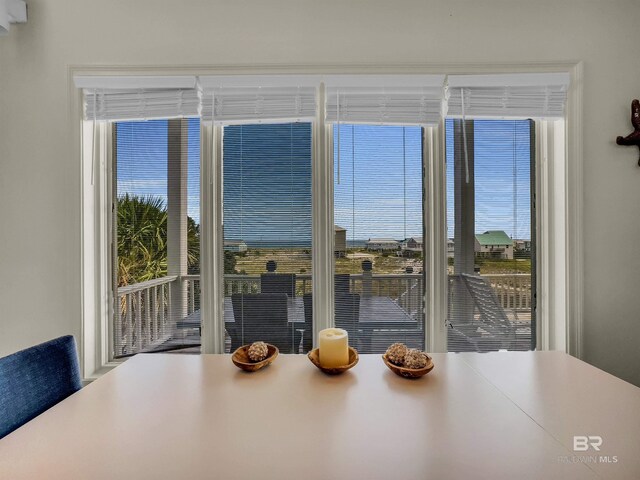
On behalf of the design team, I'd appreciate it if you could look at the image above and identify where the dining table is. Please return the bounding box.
[179,295,418,331]
[1,351,639,479]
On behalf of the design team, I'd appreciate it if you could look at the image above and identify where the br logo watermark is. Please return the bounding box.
[557,435,618,464]
[573,435,602,452]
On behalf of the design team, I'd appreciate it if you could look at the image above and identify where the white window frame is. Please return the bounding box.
[74,63,583,379]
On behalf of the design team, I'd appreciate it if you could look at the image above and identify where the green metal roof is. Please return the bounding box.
[475,230,513,246]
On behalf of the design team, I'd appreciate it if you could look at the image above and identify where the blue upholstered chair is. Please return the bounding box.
[0,335,82,439]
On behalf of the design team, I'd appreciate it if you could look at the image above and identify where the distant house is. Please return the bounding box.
[401,236,423,256]
[447,238,455,258]
[367,238,399,251]
[335,226,347,257]
[405,237,423,250]
[474,231,513,259]
[514,239,532,253]
[224,240,248,253]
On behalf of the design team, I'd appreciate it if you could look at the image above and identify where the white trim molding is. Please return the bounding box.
[564,62,584,358]
[73,62,584,379]
[200,123,226,354]
[424,124,448,353]
[312,83,334,344]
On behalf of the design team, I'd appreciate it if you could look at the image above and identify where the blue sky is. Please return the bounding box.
[116,118,532,242]
[116,118,201,223]
[446,119,532,240]
[334,124,423,241]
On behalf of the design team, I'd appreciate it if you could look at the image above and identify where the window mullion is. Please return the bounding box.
[424,124,448,353]
[201,122,225,354]
[311,83,334,347]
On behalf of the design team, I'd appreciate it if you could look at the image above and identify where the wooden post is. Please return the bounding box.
[167,119,189,326]
[362,260,372,298]
[451,119,475,325]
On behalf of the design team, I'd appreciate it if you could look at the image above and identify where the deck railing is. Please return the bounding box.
[482,273,532,310]
[116,275,177,357]
[116,272,531,356]
[183,275,201,315]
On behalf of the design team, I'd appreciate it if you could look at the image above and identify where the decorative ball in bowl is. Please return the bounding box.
[232,343,279,372]
[382,344,434,379]
[308,347,359,375]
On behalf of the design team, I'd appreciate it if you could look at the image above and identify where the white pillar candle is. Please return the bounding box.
[318,328,349,368]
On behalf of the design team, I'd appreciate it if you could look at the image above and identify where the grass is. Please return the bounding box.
[235,248,421,276]
[234,248,532,276]
[476,258,531,274]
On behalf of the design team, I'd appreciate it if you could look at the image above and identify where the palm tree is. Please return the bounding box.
[117,194,199,287]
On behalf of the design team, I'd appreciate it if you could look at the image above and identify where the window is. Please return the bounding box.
[446,119,535,352]
[222,123,313,354]
[333,124,425,353]
[113,118,201,357]
[77,71,576,375]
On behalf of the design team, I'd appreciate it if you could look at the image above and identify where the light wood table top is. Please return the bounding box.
[1,352,638,479]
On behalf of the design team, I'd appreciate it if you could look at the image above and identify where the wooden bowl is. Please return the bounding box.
[232,344,279,372]
[382,353,434,379]
[308,347,359,375]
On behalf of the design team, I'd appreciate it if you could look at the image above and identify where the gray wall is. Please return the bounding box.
[1,0,639,385]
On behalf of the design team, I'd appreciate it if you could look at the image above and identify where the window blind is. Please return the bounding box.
[222,123,313,354]
[199,75,318,125]
[74,76,199,121]
[113,118,202,357]
[333,124,425,353]
[446,118,535,353]
[325,75,446,126]
[446,73,570,119]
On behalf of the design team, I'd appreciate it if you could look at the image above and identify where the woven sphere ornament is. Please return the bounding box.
[247,341,269,362]
[403,349,428,369]
[385,343,408,366]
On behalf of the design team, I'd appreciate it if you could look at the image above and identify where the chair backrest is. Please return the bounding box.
[231,293,291,352]
[460,273,511,327]
[301,293,314,353]
[335,293,361,336]
[260,273,296,297]
[302,293,360,347]
[334,274,351,295]
[0,335,82,439]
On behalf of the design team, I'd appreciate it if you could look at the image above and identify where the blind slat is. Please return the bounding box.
[446,73,570,119]
[326,87,444,126]
[201,87,317,124]
[83,89,200,121]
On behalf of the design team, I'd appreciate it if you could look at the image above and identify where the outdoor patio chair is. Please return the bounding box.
[260,273,296,297]
[448,273,529,352]
[0,335,82,439]
[335,293,361,341]
[301,293,361,353]
[301,294,314,353]
[230,293,292,352]
[334,274,351,295]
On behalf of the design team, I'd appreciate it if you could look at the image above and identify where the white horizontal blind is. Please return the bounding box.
[74,75,199,121]
[446,119,535,353]
[333,124,425,353]
[83,89,200,121]
[202,87,316,125]
[222,122,314,353]
[200,87,316,125]
[446,73,570,119]
[325,75,445,126]
[113,118,202,357]
[200,75,318,125]
[326,88,444,126]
